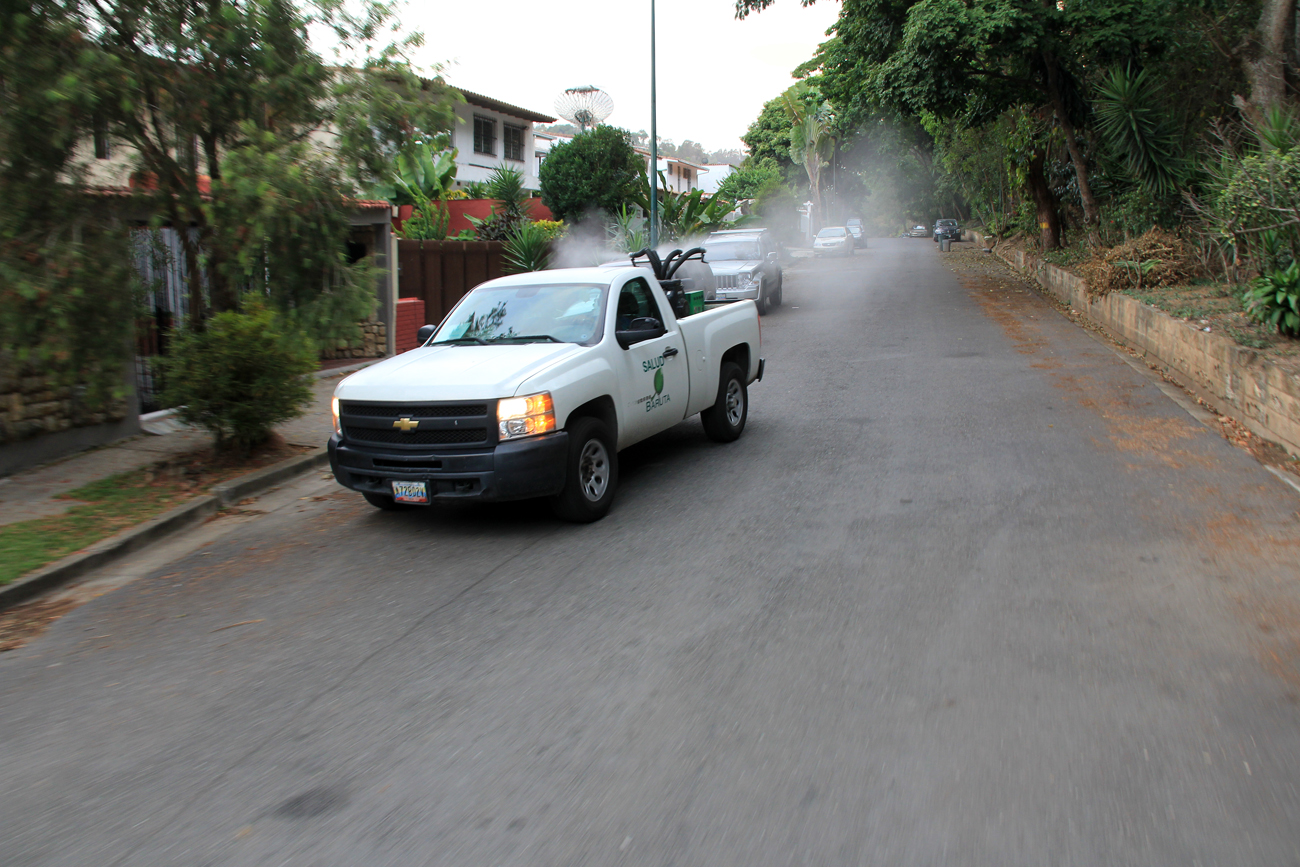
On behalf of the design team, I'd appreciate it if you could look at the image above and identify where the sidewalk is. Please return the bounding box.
[0,360,373,530]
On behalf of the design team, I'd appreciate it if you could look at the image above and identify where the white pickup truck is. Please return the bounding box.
[328,253,764,522]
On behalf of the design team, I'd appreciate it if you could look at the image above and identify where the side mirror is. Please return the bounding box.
[416,324,436,345]
[616,317,665,349]
[766,251,779,262]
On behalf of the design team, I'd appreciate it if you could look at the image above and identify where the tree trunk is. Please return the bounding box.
[1235,0,1296,123]
[1045,56,1099,229]
[1026,150,1061,250]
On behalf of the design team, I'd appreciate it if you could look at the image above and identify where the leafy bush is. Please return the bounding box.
[400,195,450,240]
[532,219,568,240]
[160,306,317,452]
[502,222,553,273]
[1245,263,1300,337]
[539,126,643,221]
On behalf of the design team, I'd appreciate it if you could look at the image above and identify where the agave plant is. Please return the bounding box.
[502,221,553,274]
[1094,66,1184,195]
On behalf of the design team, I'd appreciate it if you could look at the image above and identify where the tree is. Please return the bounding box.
[539,126,644,221]
[81,0,456,336]
[742,97,799,176]
[676,139,709,164]
[0,0,141,425]
[744,0,1180,247]
[716,160,783,200]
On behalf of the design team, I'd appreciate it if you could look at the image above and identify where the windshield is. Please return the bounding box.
[704,240,762,261]
[817,228,846,238]
[938,220,957,227]
[432,282,607,345]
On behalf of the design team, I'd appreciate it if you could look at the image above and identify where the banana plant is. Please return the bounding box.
[371,143,458,207]
[631,171,737,242]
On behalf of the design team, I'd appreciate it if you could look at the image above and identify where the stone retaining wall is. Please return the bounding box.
[319,316,387,361]
[0,364,129,446]
[969,232,1300,456]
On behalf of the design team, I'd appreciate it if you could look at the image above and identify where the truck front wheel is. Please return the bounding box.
[552,417,618,522]
[701,362,748,443]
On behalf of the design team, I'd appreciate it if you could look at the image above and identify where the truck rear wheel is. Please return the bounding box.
[701,362,747,443]
[755,277,769,316]
[552,417,618,523]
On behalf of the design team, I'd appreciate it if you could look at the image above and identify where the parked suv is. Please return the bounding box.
[702,229,783,315]
[933,219,960,243]
[845,218,866,249]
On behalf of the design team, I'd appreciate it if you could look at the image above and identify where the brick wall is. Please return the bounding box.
[395,298,426,353]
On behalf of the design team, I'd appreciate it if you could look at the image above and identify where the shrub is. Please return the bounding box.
[539,126,643,221]
[160,306,317,452]
[400,195,449,240]
[1245,263,1300,337]
[533,219,568,240]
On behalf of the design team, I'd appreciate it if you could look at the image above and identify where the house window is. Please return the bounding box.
[473,116,496,155]
[503,125,525,162]
[683,167,692,183]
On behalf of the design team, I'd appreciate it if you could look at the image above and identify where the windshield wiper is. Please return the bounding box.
[431,336,487,345]
[489,334,562,343]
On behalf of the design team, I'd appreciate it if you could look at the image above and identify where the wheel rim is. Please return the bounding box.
[579,438,610,502]
[725,378,744,426]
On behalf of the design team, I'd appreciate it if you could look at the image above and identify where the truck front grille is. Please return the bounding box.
[344,427,487,445]
[341,402,487,418]
[716,275,739,289]
[339,400,494,449]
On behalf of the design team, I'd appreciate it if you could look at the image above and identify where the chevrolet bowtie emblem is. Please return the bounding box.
[393,417,419,432]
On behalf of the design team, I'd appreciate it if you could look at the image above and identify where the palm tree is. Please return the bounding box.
[782,85,836,231]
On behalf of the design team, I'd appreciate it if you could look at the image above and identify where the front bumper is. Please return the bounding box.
[715,286,760,301]
[329,431,569,503]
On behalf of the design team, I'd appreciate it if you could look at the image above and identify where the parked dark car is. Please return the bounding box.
[933,219,961,243]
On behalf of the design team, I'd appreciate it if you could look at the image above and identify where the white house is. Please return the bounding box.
[450,90,556,191]
[633,149,708,194]
[698,164,737,196]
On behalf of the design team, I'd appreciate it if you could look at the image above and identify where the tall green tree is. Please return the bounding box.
[0,0,140,425]
[742,0,1181,247]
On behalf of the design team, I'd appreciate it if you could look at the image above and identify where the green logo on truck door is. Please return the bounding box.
[638,354,671,412]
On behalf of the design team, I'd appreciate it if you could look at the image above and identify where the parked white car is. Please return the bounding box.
[813,226,853,257]
[329,258,764,522]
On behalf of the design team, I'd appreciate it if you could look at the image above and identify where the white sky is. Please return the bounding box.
[395,0,841,153]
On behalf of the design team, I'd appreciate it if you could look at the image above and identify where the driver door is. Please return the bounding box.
[612,277,688,446]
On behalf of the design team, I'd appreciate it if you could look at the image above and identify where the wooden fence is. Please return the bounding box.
[397,239,506,326]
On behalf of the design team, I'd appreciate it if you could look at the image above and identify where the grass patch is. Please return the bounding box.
[0,437,310,587]
[0,467,201,586]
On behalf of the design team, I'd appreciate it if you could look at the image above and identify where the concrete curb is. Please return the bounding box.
[970,231,1300,458]
[0,446,330,612]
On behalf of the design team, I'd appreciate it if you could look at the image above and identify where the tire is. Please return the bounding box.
[551,417,618,523]
[363,491,413,511]
[772,271,783,307]
[701,362,748,443]
[754,276,769,316]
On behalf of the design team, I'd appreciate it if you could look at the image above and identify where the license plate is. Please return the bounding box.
[391,480,429,504]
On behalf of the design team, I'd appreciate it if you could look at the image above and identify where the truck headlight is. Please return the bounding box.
[739,271,759,288]
[331,396,341,435]
[497,392,556,440]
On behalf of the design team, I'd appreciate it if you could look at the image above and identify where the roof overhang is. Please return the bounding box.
[458,89,556,124]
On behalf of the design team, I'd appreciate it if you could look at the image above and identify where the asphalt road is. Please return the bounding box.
[4,239,1300,866]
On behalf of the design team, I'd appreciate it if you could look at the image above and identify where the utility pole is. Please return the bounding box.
[649,0,659,250]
